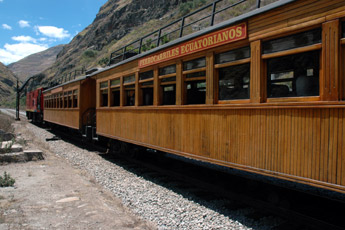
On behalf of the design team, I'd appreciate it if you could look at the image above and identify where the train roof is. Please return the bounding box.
[44,0,296,93]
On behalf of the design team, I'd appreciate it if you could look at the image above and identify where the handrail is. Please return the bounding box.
[108,0,261,65]
[48,67,86,87]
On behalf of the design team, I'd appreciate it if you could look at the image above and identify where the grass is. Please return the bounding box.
[0,172,15,187]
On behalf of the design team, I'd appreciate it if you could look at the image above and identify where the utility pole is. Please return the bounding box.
[15,79,20,121]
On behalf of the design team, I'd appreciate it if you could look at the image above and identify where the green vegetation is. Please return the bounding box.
[83,50,98,58]
[179,0,207,16]
[0,172,15,187]
[141,39,157,52]
[98,57,109,67]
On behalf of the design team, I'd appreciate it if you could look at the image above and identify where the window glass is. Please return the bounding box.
[159,65,176,76]
[141,80,153,86]
[64,92,68,108]
[111,79,120,87]
[218,63,250,100]
[124,75,135,84]
[263,29,321,54]
[342,21,345,38]
[161,76,176,82]
[186,71,206,79]
[101,89,108,107]
[139,71,153,81]
[100,81,108,89]
[125,88,135,106]
[142,88,153,106]
[186,81,206,104]
[162,85,176,105]
[73,90,78,108]
[183,57,206,71]
[216,46,250,64]
[111,88,120,106]
[267,50,320,98]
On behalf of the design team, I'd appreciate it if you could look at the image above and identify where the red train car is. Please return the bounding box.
[26,88,44,122]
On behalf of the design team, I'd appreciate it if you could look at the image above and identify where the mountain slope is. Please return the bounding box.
[8,45,64,82]
[43,0,193,81]
[0,62,17,105]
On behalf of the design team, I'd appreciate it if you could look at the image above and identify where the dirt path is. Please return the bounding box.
[0,120,156,230]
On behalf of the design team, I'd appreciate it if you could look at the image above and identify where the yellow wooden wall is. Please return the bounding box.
[97,107,345,192]
[44,109,80,130]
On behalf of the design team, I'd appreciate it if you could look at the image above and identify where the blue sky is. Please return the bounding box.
[0,0,108,65]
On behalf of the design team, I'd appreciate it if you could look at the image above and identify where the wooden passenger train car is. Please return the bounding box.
[43,0,345,195]
[43,77,95,130]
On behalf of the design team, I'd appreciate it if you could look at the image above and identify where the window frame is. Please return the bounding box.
[262,28,322,103]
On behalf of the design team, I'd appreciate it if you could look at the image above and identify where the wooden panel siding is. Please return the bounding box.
[97,107,345,192]
[44,109,80,130]
[248,0,345,41]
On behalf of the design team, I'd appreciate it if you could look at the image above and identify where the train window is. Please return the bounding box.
[124,75,135,84]
[68,91,72,108]
[100,81,108,88]
[100,81,108,107]
[110,78,120,107]
[73,90,78,108]
[139,71,154,106]
[183,57,206,71]
[159,65,177,105]
[139,71,153,81]
[141,81,153,106]
[54,94,58,108]
[100,89,108,107]
[64,92,68,108]
[215,46,250,64]
[218,63,250,100]
[186,81,206,104]
[263,28,321,54]
[342,21,345,38]
[111,79,120,87]
[183,57,206,104]
[162,84,176,105]
[267,50,320,98]
[110,88,120,106]
[124,85,135,106]
[159,65,176,76]
[59,93,63,108]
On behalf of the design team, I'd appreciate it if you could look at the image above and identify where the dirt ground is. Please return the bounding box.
[0,119,156,230]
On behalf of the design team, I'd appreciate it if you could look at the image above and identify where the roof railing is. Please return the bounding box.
[49,67,86,87]
[109,0,261,66]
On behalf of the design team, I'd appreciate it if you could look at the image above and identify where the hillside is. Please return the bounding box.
[0,62,17,105]
[42,0,213,81]
[8,45,64,82]
[41,0,277,84]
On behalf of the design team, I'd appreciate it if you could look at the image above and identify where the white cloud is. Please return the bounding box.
[18,20,30,28]
[2,24,12,30]
[35,26,70,39]
[0,43,48,64]
[12,35,37,43]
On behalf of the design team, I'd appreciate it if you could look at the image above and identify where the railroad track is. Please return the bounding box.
[44,124,345,230]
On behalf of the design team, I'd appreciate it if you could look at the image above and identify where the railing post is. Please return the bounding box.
[157,29,162,47]
[210,1,217,26]
[179,17,185,37]
[256,0,261,8]
[122,46,126,60]
[139,38,143,54]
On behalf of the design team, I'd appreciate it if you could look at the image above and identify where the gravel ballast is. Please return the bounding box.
[26,122,281,230]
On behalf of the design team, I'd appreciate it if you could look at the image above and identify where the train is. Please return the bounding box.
[26,0,345,196]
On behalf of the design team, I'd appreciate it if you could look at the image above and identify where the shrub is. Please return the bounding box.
[0,172,15,187]
[83,50,97,58]
[98,57,109,67]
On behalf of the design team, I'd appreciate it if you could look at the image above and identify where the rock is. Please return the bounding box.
[24,150,44,161]
[0,129,15,141]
